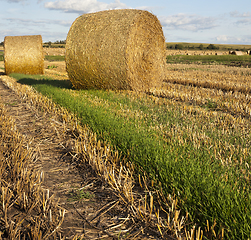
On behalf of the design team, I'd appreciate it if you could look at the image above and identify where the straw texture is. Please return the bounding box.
[4,35,44,75]
[66,9,166,91]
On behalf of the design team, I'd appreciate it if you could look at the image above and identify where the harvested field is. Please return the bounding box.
[0,69,186,239]
[1,45,251,239]
[44,47,65,56]
[44,60,68,79]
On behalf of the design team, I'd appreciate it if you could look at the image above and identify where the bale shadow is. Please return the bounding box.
[17,78,73,90]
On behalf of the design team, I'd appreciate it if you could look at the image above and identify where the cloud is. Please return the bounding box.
[160,13,217,32]
[215,35,251,44]
[0,28,67,42]
[6,17,47,25]
[230,11,251,25]
[5,17,72,27]
[216,35,234,42]
[51,19,73,26]
[235,18,251,25]
[230,11,250,18]
[1,17,71,42]
[1,0,26,2]
[44,0,128,14]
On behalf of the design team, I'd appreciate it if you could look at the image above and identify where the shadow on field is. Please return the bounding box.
[17,78,74,90]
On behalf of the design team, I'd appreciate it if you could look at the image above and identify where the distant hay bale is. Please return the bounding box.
[66,9,166,91]
[4,35,44,75]
[230,50,244,56]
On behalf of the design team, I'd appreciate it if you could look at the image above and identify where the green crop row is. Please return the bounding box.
[166,54,251,67]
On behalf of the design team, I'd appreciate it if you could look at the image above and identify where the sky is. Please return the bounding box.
[0,0,251,45]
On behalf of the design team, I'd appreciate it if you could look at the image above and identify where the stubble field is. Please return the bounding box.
[0,47,251,239]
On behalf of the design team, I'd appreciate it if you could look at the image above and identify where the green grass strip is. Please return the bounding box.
[10,73,251,239]
[166,54,251,66]
[0,51,3,61]
[45,55,65,62]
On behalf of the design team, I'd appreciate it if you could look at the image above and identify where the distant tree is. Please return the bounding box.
[207,44,218,50]
[48,41,52,48]
[199,44,204,50]
[175,44,184,50]
[0,41,3,46]
[166,44,173,49]
[53,40,66,44]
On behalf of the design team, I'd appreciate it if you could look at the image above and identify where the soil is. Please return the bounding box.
[0,69,163,239]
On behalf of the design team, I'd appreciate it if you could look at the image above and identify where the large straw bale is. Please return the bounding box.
[66,9,166,91]
[4,35,44,75]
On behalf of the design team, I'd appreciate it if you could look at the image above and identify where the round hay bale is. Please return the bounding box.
[4,35,44,75]
[66,9,166,91]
